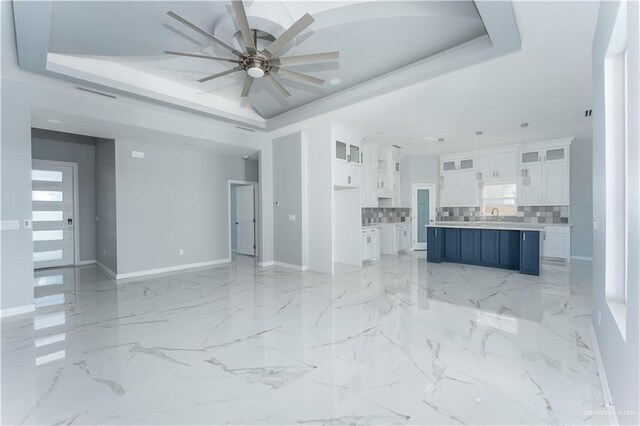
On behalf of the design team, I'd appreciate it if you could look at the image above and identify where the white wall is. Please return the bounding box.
[273,132,304,268]
[115,139,258,275]
[400,154,440,207]
[569,138,593,259]
[0,0,274,310]
[95,138,117,273]
[592,1,639,424]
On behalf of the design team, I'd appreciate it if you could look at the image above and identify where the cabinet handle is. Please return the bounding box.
[348,176,352,184]
[523,232,526,241]
[435,229,438,236]
[496,171,498,177]
[347,154,351,162]
[367,237,371,243]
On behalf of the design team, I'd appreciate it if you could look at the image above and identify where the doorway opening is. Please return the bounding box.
[412,183,436,250]
[229,181,257,257]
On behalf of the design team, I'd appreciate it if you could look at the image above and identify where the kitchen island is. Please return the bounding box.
[426,222,542,275]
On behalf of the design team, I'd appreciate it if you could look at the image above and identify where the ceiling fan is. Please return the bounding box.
[164,0,339,97]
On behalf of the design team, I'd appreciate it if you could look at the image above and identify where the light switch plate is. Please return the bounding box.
[1,220,19,230]
[288,214,296,221]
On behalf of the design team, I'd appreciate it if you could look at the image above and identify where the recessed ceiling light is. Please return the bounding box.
[475,131,483,136]
[46,119,62,124]
[520,122,529,128]
[376,131,386,135]
[329,78,342,85]
[242,155,249,160]
[438,138,445,142]
[424,136,437,141]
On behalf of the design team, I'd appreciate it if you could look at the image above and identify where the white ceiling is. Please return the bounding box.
[278,1,598,155]
[41,1,485,119]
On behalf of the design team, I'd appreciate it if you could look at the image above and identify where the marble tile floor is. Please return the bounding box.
[1,253,609,425]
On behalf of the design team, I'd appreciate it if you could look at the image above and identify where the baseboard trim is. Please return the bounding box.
[76,259,96,266]
[1,303,36,318]
[258,261,275,267]
[571,255,593,262]
[273,261,308,271]
[590,323,619,425]
[116,258,231,280]
[95,260,117,279]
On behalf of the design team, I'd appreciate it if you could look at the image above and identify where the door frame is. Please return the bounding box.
[411,183,436,250]
[227,180,258,259]
[31,159,80,266]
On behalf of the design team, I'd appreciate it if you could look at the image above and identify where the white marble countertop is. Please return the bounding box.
[426,221,545,231]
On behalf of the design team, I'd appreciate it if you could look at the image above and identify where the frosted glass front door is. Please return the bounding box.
[417,189,429,243]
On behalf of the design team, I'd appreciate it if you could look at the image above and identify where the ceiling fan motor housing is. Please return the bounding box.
[242,55,271,79]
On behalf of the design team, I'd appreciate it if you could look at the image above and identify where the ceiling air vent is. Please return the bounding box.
[392,144,402,149]
[235,126,256,133]
[585,109,592,118]
[74,86,117,99]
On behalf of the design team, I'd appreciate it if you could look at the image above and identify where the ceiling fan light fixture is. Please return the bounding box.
[247,66,265,78]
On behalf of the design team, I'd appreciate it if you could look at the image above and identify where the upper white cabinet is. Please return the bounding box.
[333,131,362,189]
[477,151,517,181]
[518,143,570,206]
[439,156,478,207]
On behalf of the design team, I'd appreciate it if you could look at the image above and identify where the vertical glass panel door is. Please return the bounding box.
[32,161,75,269]
[349,145,360,163]
[335,141,347,161]
[417,189,429,243]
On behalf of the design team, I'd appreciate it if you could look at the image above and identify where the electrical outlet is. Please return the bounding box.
[288,214,296,221]
[179,249,184,256]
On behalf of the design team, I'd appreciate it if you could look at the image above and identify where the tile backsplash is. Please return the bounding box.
[362,208,411,225]
[437,206,569,224]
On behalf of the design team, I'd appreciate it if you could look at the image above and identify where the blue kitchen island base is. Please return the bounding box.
[427,226,540,276]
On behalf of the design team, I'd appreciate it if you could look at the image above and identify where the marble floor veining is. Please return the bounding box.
[1,253,608,425]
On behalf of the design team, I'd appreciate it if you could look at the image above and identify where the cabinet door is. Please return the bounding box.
[443,228,461,261]
[542,229,569,259]
[460,229,481,264]
[499,230,520,269]
[377,171,388,189]
[426,227,443,263]
[543,161,568,205]
[457,170,478,207]
[336,141,347,161]
[496,151,517,180]
[518,163,543,206]
[459,158,474,171]
[333,161,348,186]
[442,160,457,173]
[477,155,495,181]
[440,173,455,207]
[347,164,360,187]
[349,144,360,164]
[544,147,566,163]
[480,230,500,266]
[361,231,368,260]
[519,231,540,275]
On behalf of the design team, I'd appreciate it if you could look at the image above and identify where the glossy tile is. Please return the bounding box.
[1,254,607,424]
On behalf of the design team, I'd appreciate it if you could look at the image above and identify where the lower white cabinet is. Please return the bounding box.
[380,223,412,254]
[361,227,380,262]
[542,226,570,260]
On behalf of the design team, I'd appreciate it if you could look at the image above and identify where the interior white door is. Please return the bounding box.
[412,184,436,250]
[235,185,255,256]
[32,161,75,269]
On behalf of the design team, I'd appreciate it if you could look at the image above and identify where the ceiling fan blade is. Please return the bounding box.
[262,13,314,59]
[164,51,239,63]
[272,67,324,85]
[271,51,339,66]
[231,0,256,53]
[265,74,291,97]
[241,75,254,97]
[198,67,243,83]
[167,11,243,57]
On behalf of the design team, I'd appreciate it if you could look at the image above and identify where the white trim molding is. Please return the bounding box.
[590,323,619,425]
[96,260,117,279]
[115,258,231,280]
[571,255,594,262]
[76,259,96,266]
[273,261,308,271]
[258,261,274,267]
[1,304,36,318]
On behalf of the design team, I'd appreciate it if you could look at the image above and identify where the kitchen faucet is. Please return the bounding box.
[491,208,502,221]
